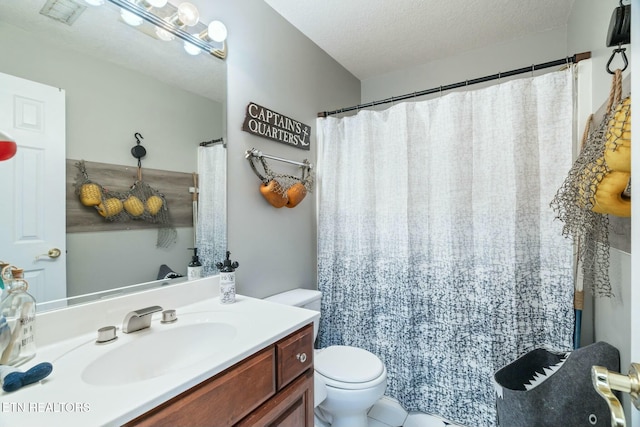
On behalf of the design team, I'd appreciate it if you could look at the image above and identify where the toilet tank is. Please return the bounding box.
[265,288,322,311]
[265,289,322,340]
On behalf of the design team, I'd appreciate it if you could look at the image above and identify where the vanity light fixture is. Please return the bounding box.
[183,41,202,56]
[170,2,199,27]
[105,0,227,59]
[201,20,227,43]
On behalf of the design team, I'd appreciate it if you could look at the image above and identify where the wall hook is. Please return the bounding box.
[131,132,147,161]
[606,46,628,74]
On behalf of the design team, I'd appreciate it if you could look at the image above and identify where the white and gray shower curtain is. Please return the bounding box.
[316,69,575,427]
[196,144,227,276]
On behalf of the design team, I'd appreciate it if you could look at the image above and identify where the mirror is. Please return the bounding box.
[0,0,226,311]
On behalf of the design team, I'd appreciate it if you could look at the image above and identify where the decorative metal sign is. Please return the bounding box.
[242,102,310,150]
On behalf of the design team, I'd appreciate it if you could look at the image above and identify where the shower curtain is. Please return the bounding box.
[316,69,575,427]
[196,144,227,276]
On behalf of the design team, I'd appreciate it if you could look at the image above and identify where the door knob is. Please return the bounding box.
[591,363,640,427]
[34,248,61,261]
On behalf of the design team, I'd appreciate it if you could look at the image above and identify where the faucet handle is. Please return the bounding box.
[591,363,640,427]
[96,326,117,343]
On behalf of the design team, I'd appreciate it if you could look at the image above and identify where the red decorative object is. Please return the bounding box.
[0,132,17,161]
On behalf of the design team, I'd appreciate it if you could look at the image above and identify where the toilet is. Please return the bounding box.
[265,288,388,427]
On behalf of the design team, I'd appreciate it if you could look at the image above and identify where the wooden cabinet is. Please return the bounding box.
[124,323,314,427]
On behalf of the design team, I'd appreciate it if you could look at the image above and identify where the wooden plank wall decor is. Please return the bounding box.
[242,102,311,150]
[66,159,195,233]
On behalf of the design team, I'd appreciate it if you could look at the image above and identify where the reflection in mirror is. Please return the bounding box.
[0,0,226,312]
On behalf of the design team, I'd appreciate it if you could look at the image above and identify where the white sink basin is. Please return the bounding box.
[81,322,236,386]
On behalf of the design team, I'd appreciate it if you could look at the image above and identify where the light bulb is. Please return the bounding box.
[143,0,167,7]
[121,9,143,26]
[183,41,202,56]
[207,21,227,42]
[177,2,199,27]
[155,26,175,41]
[84,0,104,5]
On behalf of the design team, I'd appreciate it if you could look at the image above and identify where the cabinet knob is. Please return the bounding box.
[296,352,307,363]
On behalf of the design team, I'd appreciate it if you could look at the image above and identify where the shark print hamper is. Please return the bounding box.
[493,341,620,426]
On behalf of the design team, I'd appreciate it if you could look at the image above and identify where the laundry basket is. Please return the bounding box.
[493,341,619,426]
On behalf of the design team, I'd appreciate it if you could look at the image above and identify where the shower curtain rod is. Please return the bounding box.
[199,137,225,147]
[318,51,591,118]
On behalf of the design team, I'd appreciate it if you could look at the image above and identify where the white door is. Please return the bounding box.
[0,72,66,305]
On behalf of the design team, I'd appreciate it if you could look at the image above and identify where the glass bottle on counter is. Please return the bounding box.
[0,267,36,366]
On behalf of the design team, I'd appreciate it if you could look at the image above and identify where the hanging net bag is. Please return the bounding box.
[73,160,177,248]
[550,69,631,297]
[246,153,314,208]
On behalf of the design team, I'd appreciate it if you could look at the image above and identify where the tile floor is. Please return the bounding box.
[367,396,466,427]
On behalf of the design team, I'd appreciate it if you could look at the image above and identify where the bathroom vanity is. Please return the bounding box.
[125,323,314,426]
[0,277,318,427]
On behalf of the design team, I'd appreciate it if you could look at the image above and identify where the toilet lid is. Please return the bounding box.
[315,345,384,383]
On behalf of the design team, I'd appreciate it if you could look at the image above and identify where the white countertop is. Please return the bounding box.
[0,279,318,427]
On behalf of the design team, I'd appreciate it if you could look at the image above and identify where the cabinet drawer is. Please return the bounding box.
[276,323,314,389]
[125,347,276,427]
[236,368,314,427]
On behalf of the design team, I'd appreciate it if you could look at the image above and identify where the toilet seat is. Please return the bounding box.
[315,345,386,390]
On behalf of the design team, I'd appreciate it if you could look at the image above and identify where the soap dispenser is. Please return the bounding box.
[216,251,239,304]
[0,266,36,366]
[187,248,203,280]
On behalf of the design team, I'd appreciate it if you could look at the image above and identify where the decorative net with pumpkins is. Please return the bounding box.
[74,160,176,248]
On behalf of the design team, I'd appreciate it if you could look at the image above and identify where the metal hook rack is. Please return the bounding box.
[245,148,313,169]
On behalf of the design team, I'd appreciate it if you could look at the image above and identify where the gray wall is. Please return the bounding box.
[219,0,360,298]
[361,27,569,105]
[0,22,223,296]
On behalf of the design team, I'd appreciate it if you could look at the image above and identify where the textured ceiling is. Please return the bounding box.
[264,0,576,80]
[0,0,226,102]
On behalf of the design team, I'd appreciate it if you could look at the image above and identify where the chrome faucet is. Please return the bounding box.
[122,306,163,333]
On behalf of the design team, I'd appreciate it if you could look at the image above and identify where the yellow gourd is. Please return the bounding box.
[96,198,123,218]
[591,171,630,217]
[79,183,102,207]
[588,96,631,217]
[123,195,145,217]
[145,195,164,215]
[604,97,631,173]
